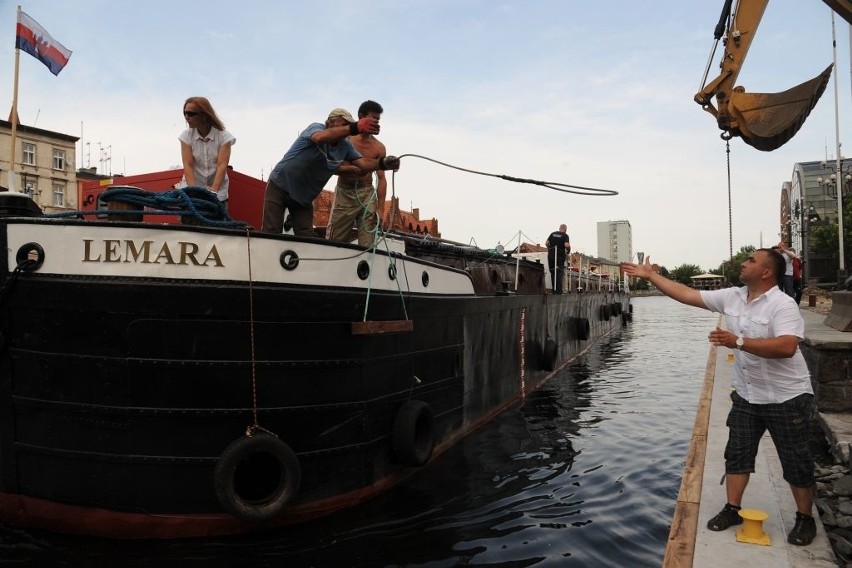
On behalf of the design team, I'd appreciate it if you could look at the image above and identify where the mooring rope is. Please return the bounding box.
[0,260,37,307]
[243,227,275,438]
[395,153,619,197]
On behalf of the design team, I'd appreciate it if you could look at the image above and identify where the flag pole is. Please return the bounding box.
[8,5,22,192]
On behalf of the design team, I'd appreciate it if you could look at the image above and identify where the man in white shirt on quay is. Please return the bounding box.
[621,247,816,546]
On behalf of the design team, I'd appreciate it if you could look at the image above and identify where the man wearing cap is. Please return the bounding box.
[261,108,400,236]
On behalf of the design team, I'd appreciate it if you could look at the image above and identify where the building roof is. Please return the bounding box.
[0,119,79,143]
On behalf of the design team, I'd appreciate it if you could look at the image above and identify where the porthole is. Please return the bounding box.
[421,271,429,287]
[279,250,299,270]
[357,260,370,280]
[15,242,44,271]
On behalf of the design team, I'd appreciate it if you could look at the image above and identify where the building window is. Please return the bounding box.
[52,149,66,171]
[53,184,65,207]
[22,143,35,166]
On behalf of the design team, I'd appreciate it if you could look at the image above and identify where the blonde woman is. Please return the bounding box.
[179,96,236,207]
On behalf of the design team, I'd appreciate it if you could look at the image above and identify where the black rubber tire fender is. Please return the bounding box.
[575,317,591,340]
[392,400,435,467]
[542,338,559,371]
[214,433,301,522]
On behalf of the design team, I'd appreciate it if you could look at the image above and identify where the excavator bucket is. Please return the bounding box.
[728,64,833,151]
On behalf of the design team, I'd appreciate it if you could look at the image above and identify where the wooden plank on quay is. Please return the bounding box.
[661,336,719,568]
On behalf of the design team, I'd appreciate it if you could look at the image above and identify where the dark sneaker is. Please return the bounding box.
[706,503,743,531]
[787,512,816,546]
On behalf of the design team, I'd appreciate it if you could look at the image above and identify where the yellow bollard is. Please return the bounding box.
[727,353,734,362]
[736,508,770,545]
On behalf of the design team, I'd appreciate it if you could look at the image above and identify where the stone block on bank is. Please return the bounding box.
[825,292,852,332]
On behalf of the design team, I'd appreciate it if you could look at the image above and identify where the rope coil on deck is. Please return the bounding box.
[44,186,250,228]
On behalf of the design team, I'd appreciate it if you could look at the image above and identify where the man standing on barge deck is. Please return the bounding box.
[545,224,571,294]
[327,100,388,247]
[620,248,817,546]
[261,108,400,236]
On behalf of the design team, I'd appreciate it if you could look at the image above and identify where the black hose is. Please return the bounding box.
[714,0,734,40]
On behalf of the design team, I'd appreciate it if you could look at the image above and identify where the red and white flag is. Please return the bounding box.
[15,11,72,76]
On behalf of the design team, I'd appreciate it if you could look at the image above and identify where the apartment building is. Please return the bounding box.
[0,119,78,212]
[596,219,632,264]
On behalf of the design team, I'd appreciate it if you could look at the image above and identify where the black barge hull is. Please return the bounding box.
[0,217,629,538]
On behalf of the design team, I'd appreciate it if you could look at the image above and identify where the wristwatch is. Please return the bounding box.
[735,336,744,350]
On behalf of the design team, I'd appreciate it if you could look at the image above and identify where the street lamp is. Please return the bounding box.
[817,162,852,200]
[817,159,852,283]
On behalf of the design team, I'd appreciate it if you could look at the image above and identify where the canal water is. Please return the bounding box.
[0,296,719,567]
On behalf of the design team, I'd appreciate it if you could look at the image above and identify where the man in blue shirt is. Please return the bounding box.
[262,108,400,236]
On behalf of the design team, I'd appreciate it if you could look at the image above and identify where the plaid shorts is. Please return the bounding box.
[724,391,814,488]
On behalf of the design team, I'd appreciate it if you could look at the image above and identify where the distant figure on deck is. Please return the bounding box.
[179,97,236,208]
[545,224,571,294]
[621,248,817,546]
[327,100,389,247]
[261,108,400,237]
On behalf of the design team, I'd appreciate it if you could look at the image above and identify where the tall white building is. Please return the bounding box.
[596,220,632,263]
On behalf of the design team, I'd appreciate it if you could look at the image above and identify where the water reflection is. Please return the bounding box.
[0,297,718,567]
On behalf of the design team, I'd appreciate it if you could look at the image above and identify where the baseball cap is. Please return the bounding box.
[327,108,355,122]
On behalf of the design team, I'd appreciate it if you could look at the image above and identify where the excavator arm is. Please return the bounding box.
[696,0,851,151]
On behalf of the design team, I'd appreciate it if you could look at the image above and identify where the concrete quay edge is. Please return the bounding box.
[688,329,837,568]
[668,308,847,568]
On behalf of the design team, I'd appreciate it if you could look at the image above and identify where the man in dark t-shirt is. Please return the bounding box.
[546,224,571,293]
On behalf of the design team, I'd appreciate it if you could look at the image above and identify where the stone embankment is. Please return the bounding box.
[804,286,852,565]
[815,464,852,565]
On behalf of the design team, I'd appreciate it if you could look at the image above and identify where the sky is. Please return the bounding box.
[1,0,850,271]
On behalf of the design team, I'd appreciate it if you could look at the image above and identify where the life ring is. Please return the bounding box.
[392,400,435,467]
[575,317,591,340]
[599,304,611,321]
[214,433,301,522]
[542,338,559,371]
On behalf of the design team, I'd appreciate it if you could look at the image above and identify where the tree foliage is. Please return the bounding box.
[810,223,839,265]
[670,263,702,284]
[807,192,852,277]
